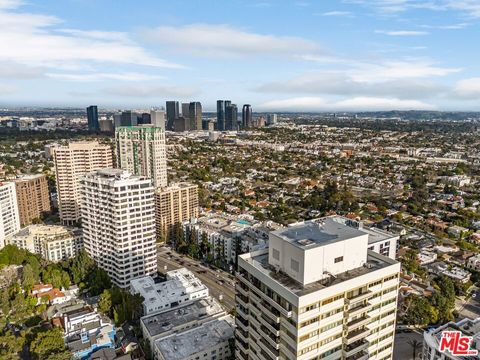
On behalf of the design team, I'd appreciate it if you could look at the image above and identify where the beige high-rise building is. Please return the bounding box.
[155,182,199,241]
[53,142,113,225]
[115,126,167,188]
[13,174,51,226]
[235,217,400,360]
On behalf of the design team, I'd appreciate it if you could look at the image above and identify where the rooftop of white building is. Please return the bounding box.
[141,297,224,338]
[130,268,208,313]
[272,217,366,249]
[154,316,234,360]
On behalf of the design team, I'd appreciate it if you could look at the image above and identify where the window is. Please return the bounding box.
[334,256,343,263]
[291,259,299,272]
[272,248,280,261]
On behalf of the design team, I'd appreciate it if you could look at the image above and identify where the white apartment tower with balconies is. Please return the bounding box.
[235,216,400,360]
[80,169,157,288]
[0,182,20,249]
[115,126,167,188]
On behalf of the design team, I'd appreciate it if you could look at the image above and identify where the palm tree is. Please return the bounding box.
[407,339,422,359]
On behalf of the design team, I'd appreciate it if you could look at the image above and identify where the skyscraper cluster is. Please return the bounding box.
[51,112,199,288]
[164,100,203,131]
[216,100,253,131]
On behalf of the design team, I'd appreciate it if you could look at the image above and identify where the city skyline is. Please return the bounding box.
[0,0,480,111]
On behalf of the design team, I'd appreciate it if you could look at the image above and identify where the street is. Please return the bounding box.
[393,330,424,360]
[157,246,236,311]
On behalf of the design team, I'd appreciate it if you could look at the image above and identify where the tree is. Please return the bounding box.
[30,328,68,360]
[430,276,456,322]
[0,330,25,357]
[22,263,38,290]
[86,268,112,296]
[403,296,438,326]
[98,289,112,316]
[68,250,95,285]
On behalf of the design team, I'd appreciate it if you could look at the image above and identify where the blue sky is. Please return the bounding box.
[1,0,480,111]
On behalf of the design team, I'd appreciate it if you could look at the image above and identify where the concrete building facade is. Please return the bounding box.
[115,126,168,188]
[80,169,157,288]
[8,225,82,262]
[154,182,199,242]
[53,142,113,225]
[13,174,51,226]
[0,182,20,249]
[235,217,400,360]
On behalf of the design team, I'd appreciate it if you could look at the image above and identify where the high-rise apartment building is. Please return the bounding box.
[225,103,238,131]
[151,109,165,130]
[166,101,179,131]
[13,174,51,226]
[86,105,99,131]
[0,182,20,249]
[235,217,400,360]
[115,126,167,188]
[217,100,225,131]
[154,182,199,241]
[189,102,202,130]
[267,113,278,125]
[120,111,139,126]
[242,104,252,129]
[53,142,113,225]
[80,169,157,288]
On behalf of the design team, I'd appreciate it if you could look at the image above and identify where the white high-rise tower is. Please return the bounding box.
[235,217,400,360]
[80,169,157,288]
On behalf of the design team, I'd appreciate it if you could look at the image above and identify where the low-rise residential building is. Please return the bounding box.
[8,225,82,262]
[31,283,78,305]
[186,213,282,265]
[467,254,480,272]
[141,297,225,351]
[130,268,208,315]
[56,305,116,359]
[418,250,438,265]
[153,315,235,360]
[422,317,480,360]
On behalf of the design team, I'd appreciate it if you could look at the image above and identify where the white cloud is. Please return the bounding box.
[46,72,165,82]
[375,30,429,36]
[350,60,460,82]
[256,72,444,99]
[140,23,320,57]
[0,84,17,95]
[347,0,480,17]
[453,78,480,99]
[103,85,200,98]
[259,96,434,111]
[0,0,22,9]
[0,63,44,79]
[321,11,353,16]
[0,5,183,71]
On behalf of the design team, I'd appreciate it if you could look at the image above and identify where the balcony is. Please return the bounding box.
[344,339,369,357]
[346,350,368,360]
[348,301,372,317]
[346,290,372,304]
[236,283,249,297]
[346,327,370,345]
[346,315,371,331]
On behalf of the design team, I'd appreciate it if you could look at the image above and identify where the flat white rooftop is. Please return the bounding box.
[141,297,224,338]
[273,217,366,249]
[154,316,234,360]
